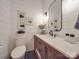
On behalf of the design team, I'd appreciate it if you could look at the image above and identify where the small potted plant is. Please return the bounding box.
[38,24,46,34]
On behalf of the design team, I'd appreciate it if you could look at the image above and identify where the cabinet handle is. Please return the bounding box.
[45,47,48,59]
[45,47,48,53]
[38,49,41,52]
[38,41,42,45]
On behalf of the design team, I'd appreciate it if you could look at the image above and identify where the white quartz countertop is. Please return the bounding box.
[35,34,79,59]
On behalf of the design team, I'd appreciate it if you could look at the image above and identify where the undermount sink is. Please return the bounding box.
[64,38,79,44]
[64,39,77,44]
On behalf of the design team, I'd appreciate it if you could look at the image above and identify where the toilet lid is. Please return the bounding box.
[11,45,26,58]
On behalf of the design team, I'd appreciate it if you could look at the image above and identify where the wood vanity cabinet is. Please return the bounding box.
[34,35,69,59]
[46,44,69,59]
[75,56,79,59]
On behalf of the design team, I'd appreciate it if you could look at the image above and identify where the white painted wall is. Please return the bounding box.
[42,0,54,12]
[10,0,43,51]
[0,0,10,59]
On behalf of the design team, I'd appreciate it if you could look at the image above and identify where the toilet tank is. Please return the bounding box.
[16,34,27,46]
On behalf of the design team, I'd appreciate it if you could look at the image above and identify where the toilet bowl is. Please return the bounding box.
[11,34,27,59]
[11,45,26,59]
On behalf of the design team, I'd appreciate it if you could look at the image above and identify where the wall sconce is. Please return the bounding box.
[44,12,47,16]
[43,12,48,24]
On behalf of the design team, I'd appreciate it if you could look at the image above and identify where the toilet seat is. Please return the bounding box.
[11,45,26,59]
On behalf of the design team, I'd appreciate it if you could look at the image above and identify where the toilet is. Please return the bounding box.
[11,45,26,59]
[11,34,26,59]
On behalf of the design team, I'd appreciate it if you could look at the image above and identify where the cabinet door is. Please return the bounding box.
[40,49,45,59]
[54,50,69,59]
[47,49,54,59]
[75,56,79,59]
[34,36,45,59]
[54,54,69,59]
[44,45,55,59]
[47,43,69,59]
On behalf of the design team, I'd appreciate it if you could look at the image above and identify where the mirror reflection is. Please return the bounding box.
[48,0,62,32]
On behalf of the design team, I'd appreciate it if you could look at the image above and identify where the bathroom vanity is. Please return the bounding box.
[34,34,79,59]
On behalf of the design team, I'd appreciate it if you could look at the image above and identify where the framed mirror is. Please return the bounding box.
[48,0,62,31]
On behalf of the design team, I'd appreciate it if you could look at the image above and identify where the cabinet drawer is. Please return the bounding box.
[35,40,44,48]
